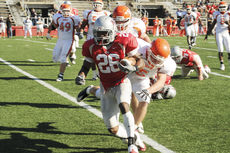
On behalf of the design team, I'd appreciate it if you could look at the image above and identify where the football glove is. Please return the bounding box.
[77,32,84,39]
[136,89,150,101]
[46,33,51,40]
[75,75,85,85]
[187,23,193,26]
[118,61,138,74]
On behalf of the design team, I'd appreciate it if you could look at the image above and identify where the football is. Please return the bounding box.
[120,56,136,66]
[204,65,211,73]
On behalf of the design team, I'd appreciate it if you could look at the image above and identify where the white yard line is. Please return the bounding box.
[0,57,175,153]
[207,56,217,58]
[28,59,35,62]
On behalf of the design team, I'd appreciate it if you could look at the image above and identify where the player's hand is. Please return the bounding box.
[198,75,204,81]
[118,61,138,74]
[136,89,151,101]
[46,33,51,40]
[77,32,84,39]
[75,75,85,85]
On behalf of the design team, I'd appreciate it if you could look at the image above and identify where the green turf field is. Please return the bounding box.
[0,35,230,153]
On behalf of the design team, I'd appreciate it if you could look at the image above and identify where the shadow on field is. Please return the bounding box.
[0,132,74,152]
[0,101,84,109]
[0,122,112,136]
[172,75,198,79]
[0,124,126,152]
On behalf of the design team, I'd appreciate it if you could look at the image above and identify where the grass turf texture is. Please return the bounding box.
[0,35,230,152]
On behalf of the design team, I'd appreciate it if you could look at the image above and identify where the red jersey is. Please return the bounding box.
[72,8,79,15]
[166,19,172,26]
[181,20,185,27]
[82,33,138,90]
[195,12,201,24]
[172,19,176,26]
[177,49,198,67]
[208,10,215,15]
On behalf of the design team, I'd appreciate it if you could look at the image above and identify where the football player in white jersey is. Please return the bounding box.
[23,16,33,38]
[112,5,151,43]
[46,4,81,81]
[78,0,111,81]
[178,5,197,50]
[204,1,230,70]
[192,7,203,46]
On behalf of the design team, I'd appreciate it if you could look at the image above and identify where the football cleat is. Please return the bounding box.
[189,45,192,50]
[134,130,146,151]
[56,73,64,82]
[66,62,71,67]
[128,144,139,153]
[77,85,94,102]
[136,123,144,134]
[91,77,98,81]
[70,57,75,64]
[220,64,225,70]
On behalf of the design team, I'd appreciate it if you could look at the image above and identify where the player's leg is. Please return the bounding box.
[223,32,230,65]
[36,29,39,38]
[28,29,32,38]
[77,85,101,102]
[185,27,192,49]
[24,28,27,38]
[216,33,225,70]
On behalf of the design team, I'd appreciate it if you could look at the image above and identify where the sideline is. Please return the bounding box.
[0,57,175,153]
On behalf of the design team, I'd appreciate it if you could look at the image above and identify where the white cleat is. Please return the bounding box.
[128,144,139,153]
[220,64,225,70]
[134,130,146,151]
[136,123,144,134]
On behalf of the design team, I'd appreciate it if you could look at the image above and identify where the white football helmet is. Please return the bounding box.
[219,1,227,14]
[64,0,72,6]
[192,7,197,13]
[93,16,117,46]
[156,85,176,99]
[186,5,192,13]
[93,0,103,12]
[171,46,183,63]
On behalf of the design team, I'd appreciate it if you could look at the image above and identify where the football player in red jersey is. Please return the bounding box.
[171,46,209,80]
[75,16,146,153]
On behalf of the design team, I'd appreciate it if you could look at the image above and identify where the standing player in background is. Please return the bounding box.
[179,19,186,36]
[158,18,164,36]
[78,0,111,81]
[46,4,81,81]
[141,14,149,34]
[166,16,172,36]
[36,17,44,38]
[192,7,202,46]
[152,16,159,37]
[23,16,33,38]
[0,17,6,39]
[112,5,151,43]
[171,46,209,80]
[204,1,230,70]
[75,16,146,153]
[171,17,177,36]
[178,5,197,50]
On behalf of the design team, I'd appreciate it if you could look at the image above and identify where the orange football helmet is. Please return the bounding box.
[60,4,65,10]
[93,0,103,12]
[219,1,227,14]
[62,4,71,17]
[147,38,170,66]
[186,5,192,13]
[112,5,132,32]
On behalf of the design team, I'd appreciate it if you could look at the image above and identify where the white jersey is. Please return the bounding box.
[83,10,111,36]
[184,12,197,27]
[36,19,43,29]
[215,13,230,33]
[0,20,5,29]
[23,19,32,28]
[128,38,176,81]
[52,13,62,21]
[128,17,146,38]
[54,15,81,40]
[213,11,221,20]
